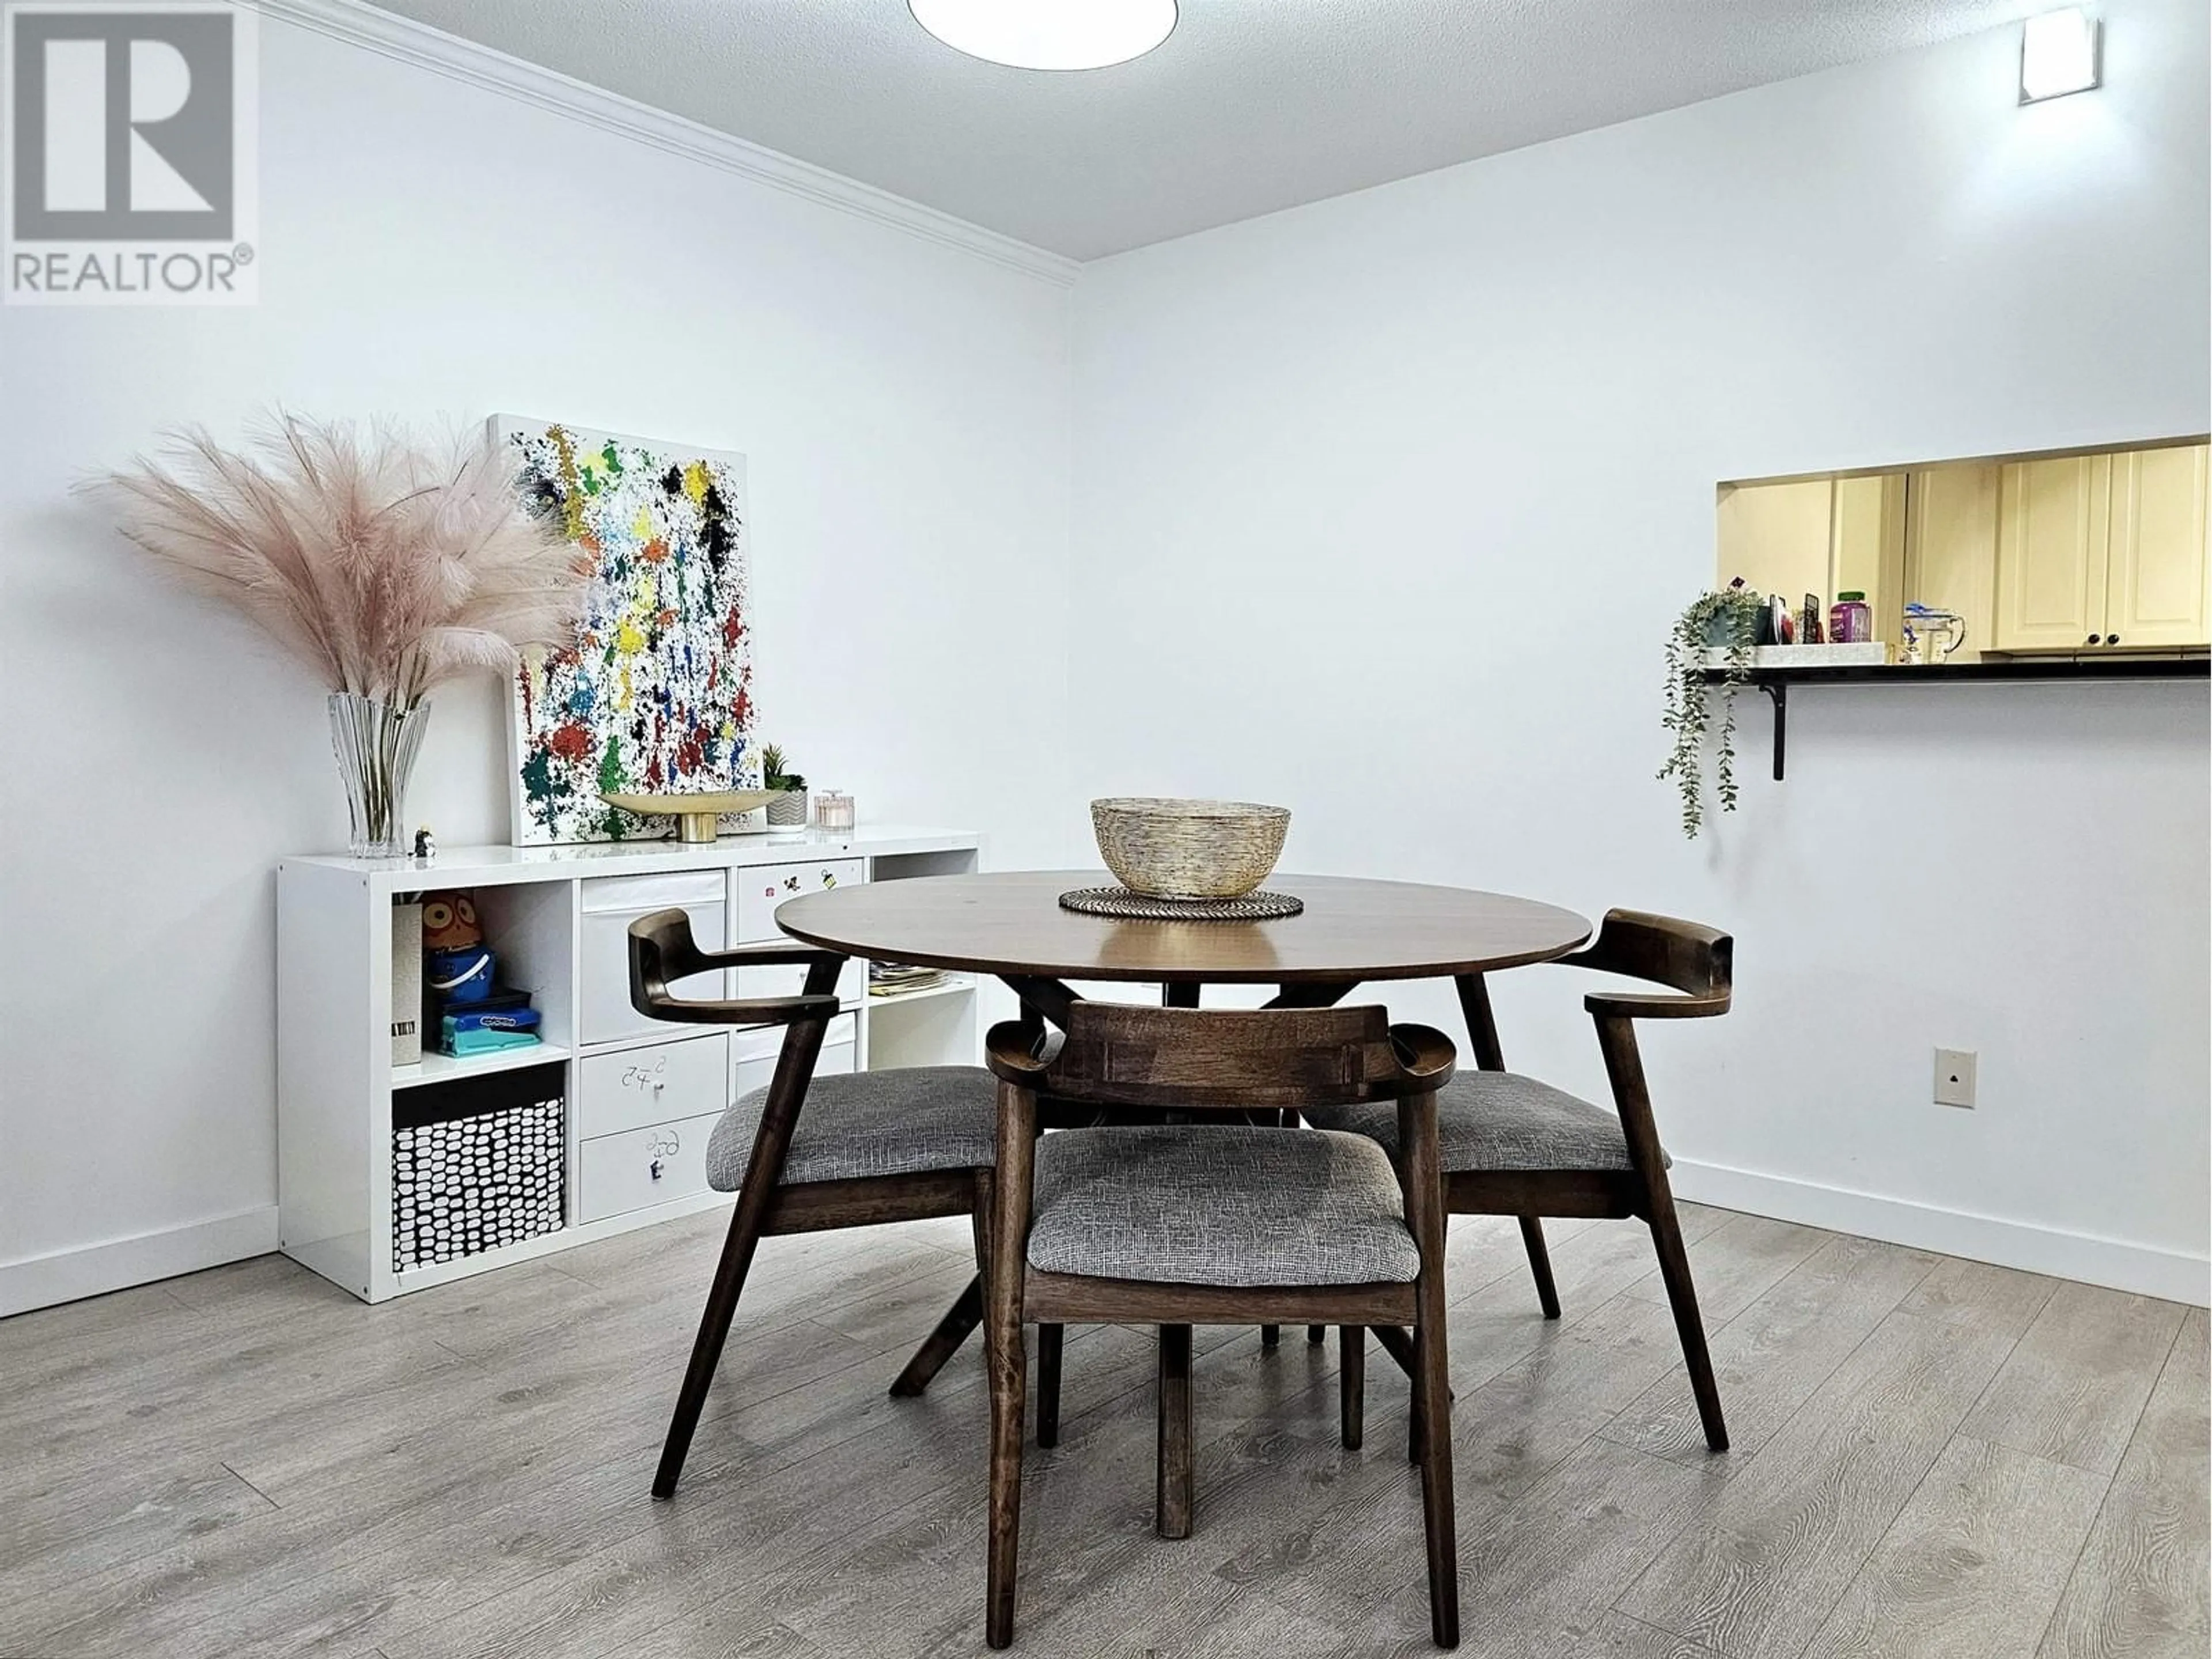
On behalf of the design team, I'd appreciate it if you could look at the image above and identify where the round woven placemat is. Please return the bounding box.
[1058,886,1304,922]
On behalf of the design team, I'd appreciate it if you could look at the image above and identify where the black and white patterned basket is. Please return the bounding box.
[393,1093,563,1271]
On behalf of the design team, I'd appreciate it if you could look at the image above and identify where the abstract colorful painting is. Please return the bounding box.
[497,418,756,844]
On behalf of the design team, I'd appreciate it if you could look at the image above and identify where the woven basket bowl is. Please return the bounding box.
[1090,798,1291,901]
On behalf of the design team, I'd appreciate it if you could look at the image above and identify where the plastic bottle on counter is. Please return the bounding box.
[1829,590,1873,644]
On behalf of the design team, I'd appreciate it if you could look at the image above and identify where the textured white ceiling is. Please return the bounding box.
[368,0,2034,259]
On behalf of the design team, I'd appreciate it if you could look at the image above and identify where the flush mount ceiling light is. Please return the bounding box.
[2020,6,2101,103]
[909,0,1177,71]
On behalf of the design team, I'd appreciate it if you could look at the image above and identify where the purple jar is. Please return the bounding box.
[1829,591,1873,644]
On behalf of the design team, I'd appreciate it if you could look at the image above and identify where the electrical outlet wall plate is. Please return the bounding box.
[1934,1048,1978,1109]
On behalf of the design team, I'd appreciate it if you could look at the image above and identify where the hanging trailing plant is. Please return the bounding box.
[1658,586,1764,837]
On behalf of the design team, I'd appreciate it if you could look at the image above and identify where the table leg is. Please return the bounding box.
[1262,980,1359,1010]
[1036,1321,1063,1446]
[1001,974,1081,1031]
[888,1274,984,1396]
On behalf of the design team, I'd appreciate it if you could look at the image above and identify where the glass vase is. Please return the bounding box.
[328,692,430,858]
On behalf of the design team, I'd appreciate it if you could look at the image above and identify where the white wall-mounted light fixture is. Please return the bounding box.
[2020,7,2101,103]
[908,0,1177,71]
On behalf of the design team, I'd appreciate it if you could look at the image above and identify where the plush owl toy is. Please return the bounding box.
[421,891,481,950]
[422,891,495,1003]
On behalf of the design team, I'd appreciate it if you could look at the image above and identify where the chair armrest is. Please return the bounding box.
[1563,910,1729,977]
[985,1020,1063,1085]
[635,990,843,1028]
[1389,1023,1458,1090]
[630,907,849,1031]
[1583,988,1731,1020]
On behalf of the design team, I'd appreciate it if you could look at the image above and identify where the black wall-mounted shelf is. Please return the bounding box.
[1698,656,2209,780]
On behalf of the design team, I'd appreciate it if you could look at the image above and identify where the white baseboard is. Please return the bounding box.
[4,1175,2202,1316]
[1672,1159,2210,1308]
[0,1207,281,1319]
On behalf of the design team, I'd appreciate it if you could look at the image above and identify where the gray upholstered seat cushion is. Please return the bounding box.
[1302,1071,1639,1172]
[1026,1126,1420,1286]
[705,1066,996,1191]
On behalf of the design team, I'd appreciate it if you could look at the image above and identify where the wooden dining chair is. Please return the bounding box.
[1305,908,1733,1454]
[982,1002,1464,1650]
[628,907,1001,1499]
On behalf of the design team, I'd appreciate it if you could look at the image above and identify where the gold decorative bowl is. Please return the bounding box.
[602,789,781,843]
[1090,797,1291,900]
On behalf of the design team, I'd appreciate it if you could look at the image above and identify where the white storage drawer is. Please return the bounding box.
[577,1032,729,1141]
[578,1111,722,1222]
[732,1014,857,1102]
[736,956,865,1007]
[734,859,864,943]
[580,872,727,1046]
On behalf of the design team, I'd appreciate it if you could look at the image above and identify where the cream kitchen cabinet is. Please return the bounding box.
[1716,478,1833,601]
[1715,473,1905,642]
[1995,455,2111,651]
[2108,445,2211,649]
[1994,445,2209,653]
[1902,463,2001,663]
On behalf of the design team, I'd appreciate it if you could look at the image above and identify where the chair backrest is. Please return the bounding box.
[1562,908,1732,1018]
[1031,1001,1454,1113]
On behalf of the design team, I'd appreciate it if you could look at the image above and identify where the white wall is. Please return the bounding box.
[0,14,1076,1310]
[1071,0,2210,1300]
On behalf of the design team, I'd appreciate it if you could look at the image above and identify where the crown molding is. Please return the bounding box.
[251,0,1082,288]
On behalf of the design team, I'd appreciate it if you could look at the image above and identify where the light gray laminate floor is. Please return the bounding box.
[1,1206,2203,1659]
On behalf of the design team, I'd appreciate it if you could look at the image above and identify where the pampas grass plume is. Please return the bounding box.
[84,411,588,704]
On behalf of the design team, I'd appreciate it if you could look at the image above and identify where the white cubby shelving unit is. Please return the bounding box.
[277,825,982,1302]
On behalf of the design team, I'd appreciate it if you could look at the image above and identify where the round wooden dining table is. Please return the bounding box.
[776,866,1596,1589]
[776,868,1593,1021]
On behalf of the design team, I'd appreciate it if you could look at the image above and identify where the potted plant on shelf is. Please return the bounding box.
[1658,585,1764,838]
[88,413,586,857]
[759,743,809,828]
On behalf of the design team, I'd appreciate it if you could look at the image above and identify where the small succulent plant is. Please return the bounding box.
[759,743,806,793]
